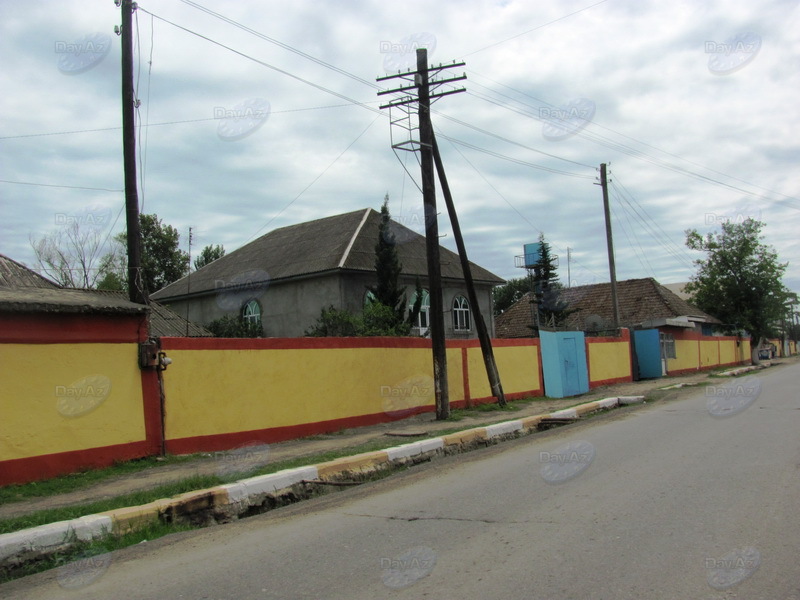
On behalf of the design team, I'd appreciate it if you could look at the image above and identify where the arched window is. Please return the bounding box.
[242,299,261,324]
[364,290,377,307]
[453,295,470,331]
[409,289,430,330]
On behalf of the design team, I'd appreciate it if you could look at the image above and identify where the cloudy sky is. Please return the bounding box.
[2,0,798,294]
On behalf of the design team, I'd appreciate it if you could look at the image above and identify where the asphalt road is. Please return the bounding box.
[4,363,799,600]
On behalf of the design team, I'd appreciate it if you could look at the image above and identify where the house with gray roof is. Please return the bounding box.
[151,208,505,338]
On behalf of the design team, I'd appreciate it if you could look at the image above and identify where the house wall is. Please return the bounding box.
[166,271,497,339]
[163,273,342,338]
[341,272,497,339]
[0,312,162,486]
[586,329,633,388]
[158,336,543,454]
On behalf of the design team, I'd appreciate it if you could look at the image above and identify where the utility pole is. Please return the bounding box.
[567,246,572,288]
[186,226,193,336]
[120,0,145,304]
[432,134,506,406]
[416,49,449,420]
[377,49,466,420]
[598,163,620,330]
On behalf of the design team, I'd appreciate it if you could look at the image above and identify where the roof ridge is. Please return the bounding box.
[338,208,372,268]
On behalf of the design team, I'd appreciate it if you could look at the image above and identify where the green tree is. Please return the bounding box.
[370,195,406,326]
[101,213,190,295]
[194,244,225,271]
[492,277,530,316]
[685,218,791,361]
[531,233,572,329]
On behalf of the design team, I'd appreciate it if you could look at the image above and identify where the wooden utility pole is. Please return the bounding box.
[416,49,449,420]
[432,134,506,406]
[599,163,620,330]
[377,49,467,420]
[120,0,146,304]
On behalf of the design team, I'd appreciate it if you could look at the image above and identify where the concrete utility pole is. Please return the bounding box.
[599,163,620,330]
[432,135,506,406]
[120,0,146,304]
[377,50,467,420]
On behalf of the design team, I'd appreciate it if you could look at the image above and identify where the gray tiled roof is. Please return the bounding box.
[152,208,504,300]
[495,277,719,338]
[0,254,60,289]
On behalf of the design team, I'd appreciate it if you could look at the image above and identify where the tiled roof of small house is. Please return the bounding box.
[495,277,719,338]
[152,208,504,301]
[0,254,210,334]
[0,254,60,290]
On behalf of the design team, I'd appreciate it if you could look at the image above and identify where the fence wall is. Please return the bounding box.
[158,337,543,455]
[668,331,751,375]
[0,313,161,486]
[586,329,633,388]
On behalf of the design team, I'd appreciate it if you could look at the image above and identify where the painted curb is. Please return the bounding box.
[0,395,636,569]
[617,396,645,405]
[0,514,111,566]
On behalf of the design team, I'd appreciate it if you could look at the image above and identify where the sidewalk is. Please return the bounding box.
[0,366,749,522]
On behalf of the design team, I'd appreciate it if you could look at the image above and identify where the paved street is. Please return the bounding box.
[3,363,799,599]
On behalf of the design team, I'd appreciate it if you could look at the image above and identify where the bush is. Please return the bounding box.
[206,315,263,338]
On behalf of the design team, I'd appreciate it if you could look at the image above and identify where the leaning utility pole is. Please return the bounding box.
[377,49,466,420]
[120,0,146,304]
[598,163,620,330]
[432,134,506,406]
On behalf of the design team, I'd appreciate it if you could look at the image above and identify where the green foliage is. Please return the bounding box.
[685,219,791,345]
[194,244,225,271]
[305,303,412,337]
[304,306,362,337]
[362,301,412,336]
[370,195,407,327]
[531,233,573,329]
[492,277,530,316]
[138,214,190,293]
[408,277,424,326]
[206,314,262,338]
[102,213,190,295]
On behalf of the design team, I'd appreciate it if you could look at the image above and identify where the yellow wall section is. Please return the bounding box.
[164,347,441,439]
[719,340,736,364]
[587,341,631,383]
[0,343,146,461]
[466,345,541,399]
[668,339,699,372]
[699,340,720,367]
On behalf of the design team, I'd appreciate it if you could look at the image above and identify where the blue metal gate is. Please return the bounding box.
[540,331,589,398]
[633,329,662,379]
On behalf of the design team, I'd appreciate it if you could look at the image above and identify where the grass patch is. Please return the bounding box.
[0,454,202,507]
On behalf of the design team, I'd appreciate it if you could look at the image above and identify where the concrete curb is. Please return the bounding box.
[0,394,643,570]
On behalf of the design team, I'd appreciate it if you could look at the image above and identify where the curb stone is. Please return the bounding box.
[0,394,643,571]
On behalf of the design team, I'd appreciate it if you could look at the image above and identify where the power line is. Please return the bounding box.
[0,179,123,193]
[243,115,381,243]
[460,0,610,58]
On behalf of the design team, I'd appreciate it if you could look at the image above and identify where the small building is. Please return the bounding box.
[152,208,505,338]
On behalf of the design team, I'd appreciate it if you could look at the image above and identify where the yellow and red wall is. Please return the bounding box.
[667,330,751,375]
[0,313,161,486]
[158,337,544,455]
